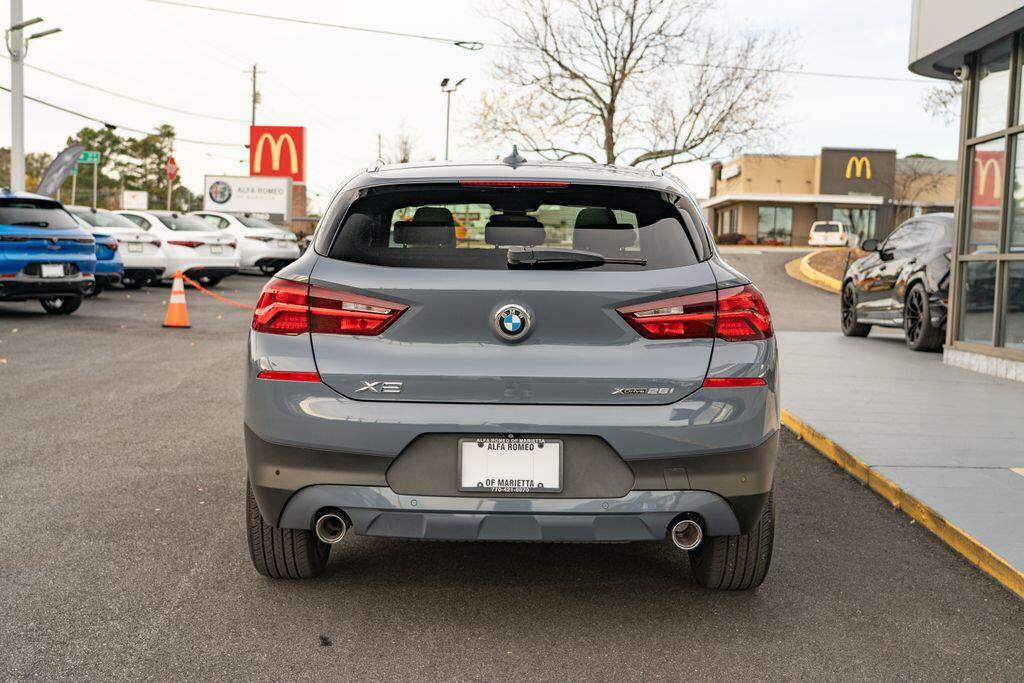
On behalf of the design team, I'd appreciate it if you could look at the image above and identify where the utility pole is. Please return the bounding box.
[377,133,382,160]
[5,2,60,192]
[248,64,263,126]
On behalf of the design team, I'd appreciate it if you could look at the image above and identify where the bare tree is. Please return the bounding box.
[382,132,415,164]
[474,0,790,167]
[892,156,954,224]
[922,81,962,125]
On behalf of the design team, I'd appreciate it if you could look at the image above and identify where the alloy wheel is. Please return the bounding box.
[905,288,924,345]
[841,285,856,331]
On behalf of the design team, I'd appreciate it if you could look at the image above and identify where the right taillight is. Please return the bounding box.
[617,284,772,341]
[251,277,408,336]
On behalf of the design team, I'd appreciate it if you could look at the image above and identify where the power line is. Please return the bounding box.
[148,0,485,50]
[0,83,244,147]
[0,54,248,122]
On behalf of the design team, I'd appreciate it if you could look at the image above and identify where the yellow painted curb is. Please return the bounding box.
[798,250,842,293]
[781,408,1024,601]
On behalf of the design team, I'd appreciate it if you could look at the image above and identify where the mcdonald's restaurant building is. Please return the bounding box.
[701,148,956,246]
[910,0,1024,379]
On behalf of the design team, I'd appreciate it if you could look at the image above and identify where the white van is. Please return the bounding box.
[808,221,850,247]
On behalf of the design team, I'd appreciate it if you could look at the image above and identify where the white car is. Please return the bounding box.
[190,211,300,274]
[808,220,850,247]
[66,206,167,288]
[116,210,240,286]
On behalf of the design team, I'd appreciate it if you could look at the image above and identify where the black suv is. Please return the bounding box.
[841,213,953,351]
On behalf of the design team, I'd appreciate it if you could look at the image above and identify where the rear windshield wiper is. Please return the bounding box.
[507,247,647,270]
[10,221,49,227]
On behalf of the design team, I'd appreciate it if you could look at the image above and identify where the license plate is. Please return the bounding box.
[210,245,223,254]
[459,438,562,493]
[40,263,64,278]
[127,243,143,253]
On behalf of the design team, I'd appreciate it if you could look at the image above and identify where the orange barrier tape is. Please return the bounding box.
[178,273,256,310]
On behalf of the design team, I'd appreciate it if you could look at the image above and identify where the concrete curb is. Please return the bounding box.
[781,408,1024,600]
[797,251,842,293]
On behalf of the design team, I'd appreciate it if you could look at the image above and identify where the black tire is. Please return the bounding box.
[259,264,279,275]
[197,275,222,288]
[689,491,774,591]
[39,295,83,315]
[121,274,147,290]
[83,281,103,298]
[840,282,871,337]
[246,479,330,579]
[904,284,944,352]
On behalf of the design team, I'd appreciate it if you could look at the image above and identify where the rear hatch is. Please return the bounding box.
[153,213,236,256]
[0,198,95,272]
[307,182,718,406]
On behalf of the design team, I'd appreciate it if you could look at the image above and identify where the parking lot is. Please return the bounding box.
[1,258,1021,680]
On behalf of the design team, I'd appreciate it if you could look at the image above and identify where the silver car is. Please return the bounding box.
[244,158,779,590]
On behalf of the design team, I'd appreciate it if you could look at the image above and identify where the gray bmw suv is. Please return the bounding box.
[244,157,779,590]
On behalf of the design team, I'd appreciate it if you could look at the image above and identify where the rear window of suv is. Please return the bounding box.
[327,185,701,270]
[0,201,79,229]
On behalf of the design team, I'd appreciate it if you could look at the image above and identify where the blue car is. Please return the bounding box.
[0,190,97,314]
[70,214,124,297]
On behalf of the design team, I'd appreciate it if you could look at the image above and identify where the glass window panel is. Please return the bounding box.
[832,207,876,243]
[756,207,792,245]
[1003,262,1024,349]
[974,38,1012,136]
[958,262,997,344]
[1010,135,1024,252]
[965,139,1005,254]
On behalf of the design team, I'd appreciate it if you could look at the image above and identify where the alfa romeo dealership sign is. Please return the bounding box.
[202,175,293,222]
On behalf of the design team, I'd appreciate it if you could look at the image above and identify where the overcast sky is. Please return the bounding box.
[2,0,958,209]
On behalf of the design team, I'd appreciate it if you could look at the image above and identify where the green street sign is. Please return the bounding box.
[78,151,101,164]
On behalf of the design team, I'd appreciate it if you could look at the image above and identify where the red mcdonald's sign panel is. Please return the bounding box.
[972,149,1003,208]
[249,125,305,183]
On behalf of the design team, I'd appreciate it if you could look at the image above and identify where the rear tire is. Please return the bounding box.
[904,284,944,352]
[841,282,871,337]
[197,275,222,287]
[259,264,279,275]
[121,274,147,289]
[39,295,83,315]
[83,281,103,298]
[246,479,330,579]
[688,492,774,591]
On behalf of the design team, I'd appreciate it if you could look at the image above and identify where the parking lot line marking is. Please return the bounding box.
[781,408,1024,601]
[1012,467,1024,479]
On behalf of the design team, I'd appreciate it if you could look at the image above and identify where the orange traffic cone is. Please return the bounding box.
[162,270,191,328]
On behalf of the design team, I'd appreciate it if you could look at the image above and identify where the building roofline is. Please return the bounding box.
[701,193,886,209]
[909,6,1024,80]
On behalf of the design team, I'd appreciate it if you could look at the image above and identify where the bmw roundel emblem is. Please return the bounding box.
[494,304,531,341]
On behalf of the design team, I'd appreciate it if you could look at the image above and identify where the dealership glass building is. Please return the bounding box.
[910,0,1024,379]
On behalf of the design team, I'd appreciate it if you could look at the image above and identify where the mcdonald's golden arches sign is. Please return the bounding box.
[249,125,305,183]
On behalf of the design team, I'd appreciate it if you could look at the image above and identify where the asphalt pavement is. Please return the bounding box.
[1,265,1022,680]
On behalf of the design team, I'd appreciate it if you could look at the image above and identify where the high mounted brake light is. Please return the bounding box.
[458,180,569,188]
[616,284,773,341]
[252,277,408,336]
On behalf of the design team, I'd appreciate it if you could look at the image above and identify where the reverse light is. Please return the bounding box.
[617,284,772,341]
[251,277,408,336]
[256,370,321,382]
[167,240,203,248]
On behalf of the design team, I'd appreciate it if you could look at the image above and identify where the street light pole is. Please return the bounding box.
[8,1,25,192]
[5,3,60,193]
[440,77,466,162]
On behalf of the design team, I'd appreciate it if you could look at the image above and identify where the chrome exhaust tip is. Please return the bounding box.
[314,511,349,545]
[670,519,703,551]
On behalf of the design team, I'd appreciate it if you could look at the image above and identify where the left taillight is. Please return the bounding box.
[251,277,408,336]
[616,284,773,341]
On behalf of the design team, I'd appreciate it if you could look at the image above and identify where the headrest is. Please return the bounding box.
[572,227,636,251]
[393,222,455,247]
[485,213,546,246]
[411,206,454,225]
[574,207,617,228]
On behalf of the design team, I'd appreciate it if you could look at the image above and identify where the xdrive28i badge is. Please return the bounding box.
[493,304,531,341]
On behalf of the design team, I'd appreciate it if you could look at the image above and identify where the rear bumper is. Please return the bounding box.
[0,275,90,300]
[277,485,745,541]
[246,426,777,537]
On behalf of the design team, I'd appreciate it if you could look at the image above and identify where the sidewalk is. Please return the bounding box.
[778,331,1024,598]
